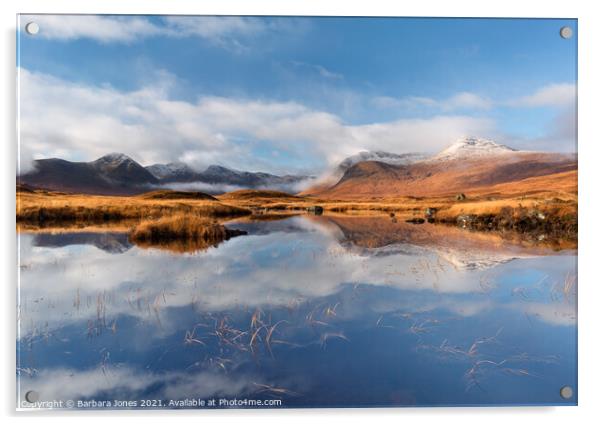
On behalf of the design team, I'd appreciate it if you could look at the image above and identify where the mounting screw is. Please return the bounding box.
[25,22,39,35]
[25,390,39,403]
[560,26,573,39]
[560,385,573,399]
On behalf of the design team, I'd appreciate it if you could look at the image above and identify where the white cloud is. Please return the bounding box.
[18,68,496,174]
[499,83,577,152]
[21,15,162,42]
[512,83,576,108]
[163,16,268,52]
[19,366,260,405]
[373,83,577,113]
[291,61,343,80]
[372,92,492,111]
[445,92,493,110]
[19,15,287,51]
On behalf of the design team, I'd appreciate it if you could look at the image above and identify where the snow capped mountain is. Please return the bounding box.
[93,152,133,164]
[145,161,312,191]
[303,136,577,198]
[20,153,159,195]
[146,162,195,180]
[309,141,521,192]
[430,137,517,161]
[91,153,158,185]
[202,165,243,179]
[200,165,309,187]
[338,150,426,171]
[335,139,516,171]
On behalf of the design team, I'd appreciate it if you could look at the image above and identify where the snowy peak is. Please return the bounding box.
[204,165,240,175]
[146,162,194,179]
[93,152,136,165]
[144,161,311,189]
[90,153,158,185]
[431,137,517,161]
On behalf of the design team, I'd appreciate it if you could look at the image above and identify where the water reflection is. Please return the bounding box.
[17,215,577,408]
[32,232,132,253]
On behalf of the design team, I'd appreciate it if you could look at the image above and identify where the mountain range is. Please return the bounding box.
[18,137,577,198]
[19,153,160,195]
[19,154,311,195]
[146,162,308,188]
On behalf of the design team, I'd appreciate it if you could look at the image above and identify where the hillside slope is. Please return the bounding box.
[307,153,576,199]
[304,139,577,199]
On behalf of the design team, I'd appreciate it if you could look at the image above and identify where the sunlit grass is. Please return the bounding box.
[129,214,247,253]
[16,189,251,225]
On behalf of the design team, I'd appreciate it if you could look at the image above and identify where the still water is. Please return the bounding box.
[17,215,577,408]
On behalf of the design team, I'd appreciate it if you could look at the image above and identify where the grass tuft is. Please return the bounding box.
[129,214,247,253]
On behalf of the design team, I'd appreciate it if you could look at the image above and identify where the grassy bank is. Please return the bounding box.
[17,189,251,225]
[129,214,247,253]
[434,205,577,239]
[17,187,577,239]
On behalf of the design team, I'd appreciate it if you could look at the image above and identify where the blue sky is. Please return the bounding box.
[17,16,577,174]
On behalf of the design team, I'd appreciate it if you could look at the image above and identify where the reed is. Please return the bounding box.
[129,214,247,253]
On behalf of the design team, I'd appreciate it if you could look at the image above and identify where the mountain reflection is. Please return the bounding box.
[18,215,577,407]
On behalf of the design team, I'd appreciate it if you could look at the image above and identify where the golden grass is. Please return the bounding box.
[216,188,575,223]
[129,214,246,253]
[217,190,309,210]
[435,196,576,221]
[16,190,251,224]
[16,186,577,240]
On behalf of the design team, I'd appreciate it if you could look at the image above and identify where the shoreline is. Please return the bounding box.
[17,187,577,243]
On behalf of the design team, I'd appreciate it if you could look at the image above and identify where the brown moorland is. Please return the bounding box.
[303,152,576,199]
[16,187,251,225]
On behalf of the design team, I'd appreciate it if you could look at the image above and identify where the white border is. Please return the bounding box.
[2,1,600,424]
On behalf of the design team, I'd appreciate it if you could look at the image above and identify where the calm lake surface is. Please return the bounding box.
[17,215,577,408]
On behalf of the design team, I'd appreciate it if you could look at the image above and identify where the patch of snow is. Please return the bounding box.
[94,153,134,164]
[429,137,517,161]
[146,162,192,179]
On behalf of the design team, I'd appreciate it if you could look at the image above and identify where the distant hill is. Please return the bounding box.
[303,138,577,199]
[19,153,159,195]
[146,162,310,189]
[19,153,312,195]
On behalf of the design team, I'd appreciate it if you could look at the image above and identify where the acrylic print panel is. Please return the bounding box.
[16,15,577,409]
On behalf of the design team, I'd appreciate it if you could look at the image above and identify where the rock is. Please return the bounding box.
[424,207,438,219]
[306,206,324,215]
[406,218,425,224]
[455,193,467,201]
[456,214,477,228]
[526,209,546,221]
